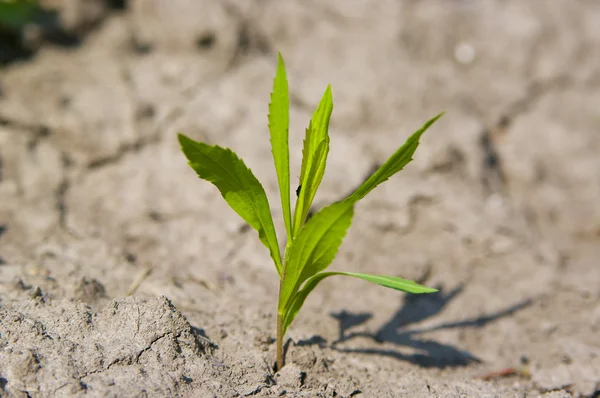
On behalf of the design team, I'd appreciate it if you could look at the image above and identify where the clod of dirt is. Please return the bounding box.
[276,363,305,389]
[0,295,213,396]
[533,364,574,392]
[73,277,107,306]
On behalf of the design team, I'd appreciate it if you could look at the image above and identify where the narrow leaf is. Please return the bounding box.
[292,86,333,238]
[283,271,437,334]
[280,113,443,318]
[178,134,283,275]
[348,113,444,203]
[269,53,293,239]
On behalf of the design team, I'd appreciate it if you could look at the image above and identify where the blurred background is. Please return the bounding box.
[0,0,599,396]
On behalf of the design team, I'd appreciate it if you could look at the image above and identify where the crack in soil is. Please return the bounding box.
[479,75,573,195]
[86,133,162,169]
[78,331,176,382]
[0,114,53,153]
[135,331,175,362]
[221,0,273,72]
[85,64,183,170]
[54,152,75,233]
[498,76,571,130]
[85,61,163,170]
[480,128,506,195]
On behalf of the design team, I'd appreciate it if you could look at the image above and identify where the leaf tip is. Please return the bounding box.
[275,53,287,81]
[325,84,333,100]
[177,133,190,146]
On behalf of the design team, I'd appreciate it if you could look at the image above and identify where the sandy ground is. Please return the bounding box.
[1,1,599,397]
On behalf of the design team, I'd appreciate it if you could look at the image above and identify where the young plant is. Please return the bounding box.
[178,53,443,370]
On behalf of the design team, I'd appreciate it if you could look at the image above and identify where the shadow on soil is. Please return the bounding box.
[0,1,126,65]
[0,225,6,265]
[299,285,532,369]
[1,6,76,65]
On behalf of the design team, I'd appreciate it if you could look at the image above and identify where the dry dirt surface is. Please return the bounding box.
[1,1,600,397]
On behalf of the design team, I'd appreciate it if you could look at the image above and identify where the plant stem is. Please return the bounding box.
[276,310,284,371]
[277,243,292,371]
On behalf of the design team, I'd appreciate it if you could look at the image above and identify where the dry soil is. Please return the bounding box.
[1,1,599,397]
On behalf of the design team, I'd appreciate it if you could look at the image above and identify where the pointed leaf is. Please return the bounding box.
[348,113,444,203]
[269,53,292,238]
[178,134,283,275]
[292,86,333,238]
[283,271,437,334]
[279,113,443,317]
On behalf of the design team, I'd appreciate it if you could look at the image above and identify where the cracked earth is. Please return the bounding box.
[1,0,600,397]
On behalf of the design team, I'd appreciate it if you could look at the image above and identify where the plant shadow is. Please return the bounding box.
[298,284,532,368]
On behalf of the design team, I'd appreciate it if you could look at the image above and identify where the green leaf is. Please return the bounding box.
[178,134,283,275]
[348,112,444,203]
[279,113,443,319]
[292,86,333,238]
[269,53,293,239]
[279,200,354,312]
[283,271,437,335]
[279,114,442,311]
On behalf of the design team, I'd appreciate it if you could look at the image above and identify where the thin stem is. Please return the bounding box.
[276,310,284,371]
[276,241,292,370]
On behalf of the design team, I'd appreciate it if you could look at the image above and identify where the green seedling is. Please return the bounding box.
[178,53,443,370]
